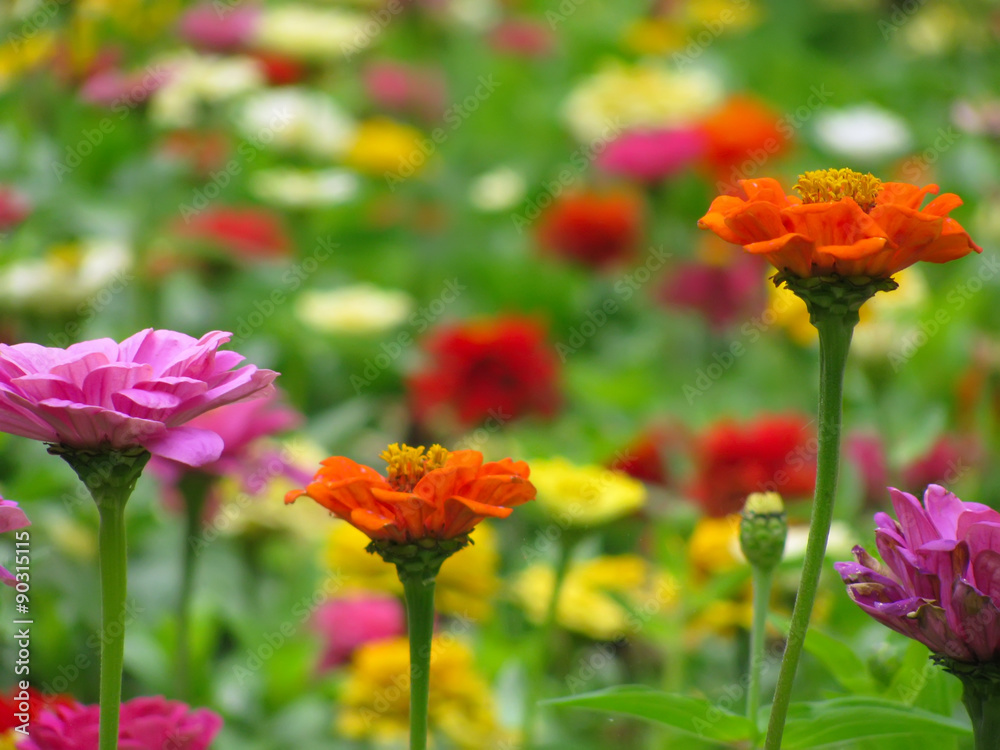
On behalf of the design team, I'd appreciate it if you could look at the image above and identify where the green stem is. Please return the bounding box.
[97,497,128,750]
[962,681,1000,750]
[523,531,579,750]
[764,314,854,750]
[401,573,437,750]
[176,472,212,700]
[748,566,774,746]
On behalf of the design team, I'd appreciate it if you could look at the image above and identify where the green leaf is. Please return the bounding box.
[542,686,755,742]
[781,696,971,749]
[769,614,876,695]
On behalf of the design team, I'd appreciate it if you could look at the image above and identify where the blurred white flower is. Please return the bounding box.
[295,284,413,335]
[564,62,722,143]
[250,168,360,208]
[237,88,356,159]
[852,267,929,360]
[786,521,854,560]
[814,104,913,162]
[149,52,264,128]
[0,238,132,312]
[447,0,500,31]
[255,5,369,60]
[469,167,525,212]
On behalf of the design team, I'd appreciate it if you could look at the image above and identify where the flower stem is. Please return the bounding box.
[764,314,854,749]
[961,680,1000,750]
[176,472,213,701]
[401,573,437,750]
[96,497,128,750]
[523,530,579,749]
[748,566,773,746]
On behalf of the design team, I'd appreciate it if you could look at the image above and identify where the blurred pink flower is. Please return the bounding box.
[0,187,31,231]
[844,432,890,506]
[363,60,447,122]
[488,19,555,57]
[597,128,706,183]
[902,434,982,493]
[22,695,222,750]
[80,67,169,109]
[657,254,766,331]
[0,499,30,587]
[0,329,277,466]
[313,596,406,671]
[177,2,261,52]
[837,485,1000,663]
[149,390,300,483]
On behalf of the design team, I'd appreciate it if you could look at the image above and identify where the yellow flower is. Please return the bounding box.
[511,555,676,640]
[563,61,722,142]
[767,267,928,349]
[530,457,646,527]
[0,32,55,90]
[255,5,368,60]
[295,284,412,335]
[345,118,426,177]
[338,636,507,749]
[0,731,15,750]
[686,0,760,30]
[688,515,744,577]
[324,522,500,620]
[621,18,687,55]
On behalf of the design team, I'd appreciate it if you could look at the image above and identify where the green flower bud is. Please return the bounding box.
[740,492,787,571]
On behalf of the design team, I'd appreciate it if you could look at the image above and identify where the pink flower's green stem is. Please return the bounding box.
[764,314,854,749]
[748,566,774,747]
[96,496,128,750]
[176,472,213,701]
[401,574,437,750]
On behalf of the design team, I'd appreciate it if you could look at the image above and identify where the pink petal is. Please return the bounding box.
[142,426,224,466]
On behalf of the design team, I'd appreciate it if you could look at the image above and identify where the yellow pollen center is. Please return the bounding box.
[380,443,451,491]
[794,168,882,209]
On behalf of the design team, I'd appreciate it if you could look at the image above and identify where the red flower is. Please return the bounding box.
[286,444,535,543]
[901,434,982,492]
[409,316,561,430]
[609,427,673,486]
[0,687,76,733]
[536,190,644,270]
[692,415,816,517]
[488,19,555,57]
[173,206,292,260]
[0,187,31,232]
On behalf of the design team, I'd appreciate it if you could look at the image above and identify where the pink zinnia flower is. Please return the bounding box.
[0,498,29,586]
[0,329,277,466]
[837,485,1000,662]
[0,187,31,231]
[597,128,706,183]
[177,2,261,52]
[22,695,222,750]
[657,254,766,331]
[313,595,406,671]
[844,432,890,506]
[488,19,555,57]
[363,61,447,122]
[901,434,982,493]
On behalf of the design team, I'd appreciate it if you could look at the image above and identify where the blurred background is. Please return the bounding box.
[1,0,1000,747]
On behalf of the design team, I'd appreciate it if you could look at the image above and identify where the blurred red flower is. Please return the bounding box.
[0,687,76,733]
[489,19,555,57]
[173,206,292,260]
[844,431,890,506]
[159,130,232,175]
[658,250,767,331]
[609,427,673,486]
[692,415,816,517]
[409,316,561,430]
[0,187,31,231]
[363,60,448,122]
[537,190,644,270]
[901,433,982,493]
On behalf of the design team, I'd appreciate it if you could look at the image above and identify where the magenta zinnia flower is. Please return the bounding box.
[836,484,1000,662]
[0,498,29,587]
[313,595,406,671]
[596,127,706,183]
[22,695,222,750]
[0,329,277,466]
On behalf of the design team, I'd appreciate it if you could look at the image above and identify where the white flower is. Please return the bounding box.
[237,87,356,159]
[255,5,369,60]
[295,284,413,335]
[149,52,264,128]
[814,104,913,162]
[249,168,360,208]
[0,238,132,312]
[564,61,722,143]
[469,167,526,212]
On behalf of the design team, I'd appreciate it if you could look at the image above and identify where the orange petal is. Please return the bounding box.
[782,200,886,247]
[724,202,786,244]
[743,233,815,277]
[739,177,796,205]
[878,182,939,210]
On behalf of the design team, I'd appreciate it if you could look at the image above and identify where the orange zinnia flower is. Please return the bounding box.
[698,168,981,278]
[285,444,535,543]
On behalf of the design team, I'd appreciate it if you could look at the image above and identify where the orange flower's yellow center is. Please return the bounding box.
[380,443,451,491]
[794,168,882,210]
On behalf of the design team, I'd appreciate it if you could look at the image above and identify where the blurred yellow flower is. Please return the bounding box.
[324,522,500,620]
[563,61,722,142]
[0,731,15,750]
[688,515,744,577]
[512,555,676,640]
[345,118,426,177]
[687,0,760,30]
[530,457,646,527]
[767,267,928,350]
[621,18,686,55]
[295,284,412,336]
[338,636,506,749]
[0,32,56,90]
